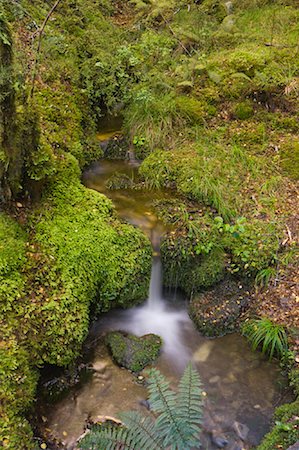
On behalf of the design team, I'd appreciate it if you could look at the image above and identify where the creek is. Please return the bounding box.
[38,155,291,449]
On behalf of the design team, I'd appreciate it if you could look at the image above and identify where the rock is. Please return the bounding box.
[226,442,246,450]
[105,331,162,372]
[209,375,221,384]
[92,360,108,373]
[139,399,151,410]
[193,341,215,362]
[287,443,299,450]
[211,430,229,448]
[40,363,92,403]
[104,135,129,159]
[190,279,251,337]
[232,421,249,441]
[225,1,233,14]
[105,172,134,190]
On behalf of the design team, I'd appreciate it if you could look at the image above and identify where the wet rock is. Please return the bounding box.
[211,431,229,448]
[209,375,221,384]
[139,399,151,410]
[232,421,249,441]
[226,442,246,450]
[104,135,129,159]
[193,341,214,362]
[287,442,299,450]
[40,364,92,403]
[105,331,162,372]
[189,279,252,337]
[105,172,134,190]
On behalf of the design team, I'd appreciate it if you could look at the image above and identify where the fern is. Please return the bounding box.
[79,364,203,450]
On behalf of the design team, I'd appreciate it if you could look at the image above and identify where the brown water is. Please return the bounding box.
[39,160,291,449]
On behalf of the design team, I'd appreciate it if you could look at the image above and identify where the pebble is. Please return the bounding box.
[209,375,221,384]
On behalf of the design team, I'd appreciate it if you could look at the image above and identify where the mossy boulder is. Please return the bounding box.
[105,172,134,190]
[103,136,129,159]
[189,279,252,336]
[257,400,299,450]
[106,331,162,372]
[161,232,226,296]
[180,249,226,295]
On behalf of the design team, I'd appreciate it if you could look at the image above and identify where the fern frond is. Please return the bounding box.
[177,363,203,424]
[119,411,164,450]
[146,367,201,449]
[79,425,133,450]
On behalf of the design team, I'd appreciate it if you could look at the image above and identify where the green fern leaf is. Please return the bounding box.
[79,425,133,450]
[119,411,164,450]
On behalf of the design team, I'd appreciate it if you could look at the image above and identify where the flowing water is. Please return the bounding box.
[38,159,292,449]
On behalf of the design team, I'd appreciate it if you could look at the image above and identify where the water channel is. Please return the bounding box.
[38,155,291,449]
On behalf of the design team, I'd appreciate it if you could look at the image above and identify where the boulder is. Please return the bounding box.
[105,331,162,372]
[189,279,251,337]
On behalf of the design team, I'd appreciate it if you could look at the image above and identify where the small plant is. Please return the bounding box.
[79,363,203,450]
[242,318,288,360]
[255,266,276,288]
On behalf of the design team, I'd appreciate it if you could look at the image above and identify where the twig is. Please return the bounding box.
[160,12,191,56]
[30,0,63,99]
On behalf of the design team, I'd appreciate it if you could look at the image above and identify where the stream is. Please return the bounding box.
[38,156,291,449]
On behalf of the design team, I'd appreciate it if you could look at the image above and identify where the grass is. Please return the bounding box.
[242,318,288,360]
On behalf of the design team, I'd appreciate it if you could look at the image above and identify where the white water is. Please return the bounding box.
[123,257,192,368]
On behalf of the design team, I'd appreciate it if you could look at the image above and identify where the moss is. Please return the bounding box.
[0,215,38,450]
[233,102,254,120]
[161,228,226,296]
[106,172,134,190]
[229,219,281,277]
[257,400,299,450]
[280,138,299,180]
[106,331,162,372]
[0,155,152,446]
[27,154,152,366]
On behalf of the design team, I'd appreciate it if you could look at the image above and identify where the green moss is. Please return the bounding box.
[280,138,299,180]
[106,331,162,372]
[229,219,280,277]
[161,225,226,296]
[27,154,152,366]
[0,215,37,450]
[0,156,152,446]
[181,249,226,294]
[233,102,254,120]
[257,400,299,450]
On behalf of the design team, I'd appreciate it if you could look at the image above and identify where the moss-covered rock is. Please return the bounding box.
[160,227,226,296]
[180,249,226,294]
[257,400,299,450]
[106,172,134,190]
[103,136,129,160]
[189,279,252,337]
[0,155,152,447]
[106,331,162,372]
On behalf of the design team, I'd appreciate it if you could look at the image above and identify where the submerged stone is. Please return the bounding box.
[105,331,162,372]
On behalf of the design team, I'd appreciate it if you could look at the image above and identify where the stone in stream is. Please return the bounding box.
[287,443,299,450]
[189,279,252,337]
[232,421,249,441]
[105,331,162,372]
[211,430,229,448]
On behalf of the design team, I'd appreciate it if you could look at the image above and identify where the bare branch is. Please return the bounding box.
[30,0,63,99]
